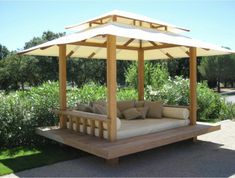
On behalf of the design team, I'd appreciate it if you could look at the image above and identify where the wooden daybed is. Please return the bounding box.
[36,100,220,163]
[19,11,233,164]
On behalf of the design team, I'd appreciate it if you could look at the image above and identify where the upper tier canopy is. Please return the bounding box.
[18,12,235,60]
[65,10,190,34]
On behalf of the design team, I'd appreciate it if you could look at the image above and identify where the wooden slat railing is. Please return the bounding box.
[54,110,109,139]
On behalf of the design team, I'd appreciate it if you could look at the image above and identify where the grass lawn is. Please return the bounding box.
[0,143,86,176]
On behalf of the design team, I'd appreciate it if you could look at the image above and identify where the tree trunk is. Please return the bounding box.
[21,82,25,90]
[217,80,221,93]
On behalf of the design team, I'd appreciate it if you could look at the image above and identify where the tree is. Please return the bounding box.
[23,31,65,84]
[0,44,9,60]
[0,53,39,90]
[198,55,235,92]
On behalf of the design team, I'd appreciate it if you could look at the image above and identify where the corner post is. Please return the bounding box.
[189,47,197,125]
[138,49,144,101]
[107,35,117,141]
[59,45,67,128]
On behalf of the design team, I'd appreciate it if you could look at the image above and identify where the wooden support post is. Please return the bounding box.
[189,47,197,126]
[138,49,144,101]
[59,45,67,128]
[106,158,119,165]
[107,35,117,142]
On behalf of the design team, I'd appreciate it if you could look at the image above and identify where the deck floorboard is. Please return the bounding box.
[36,122,220,159]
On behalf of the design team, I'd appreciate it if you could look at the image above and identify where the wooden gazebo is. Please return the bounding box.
[19,10,234,164]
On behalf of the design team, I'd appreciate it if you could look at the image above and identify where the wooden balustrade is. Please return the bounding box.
[54,110,109,139]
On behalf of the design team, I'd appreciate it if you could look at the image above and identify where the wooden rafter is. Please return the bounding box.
[179,47,190,57]
[66,46,80,58]
[123,38,135,46]
[70,41,139,50]
[40,46,52,50]
[66,51,74,58]
[88,52,96,59]
[149,41,158,46]
[158,49,174,59]
[202,48,210,51]
[143,43,179,50]
[139,40,142,48]
[165,52,174,59]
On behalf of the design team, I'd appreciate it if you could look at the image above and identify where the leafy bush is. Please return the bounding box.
[0,81,138,148]
[125,62,169,89]
[0,82,59,148]
[146,76,235,122]
[1,76,234,148]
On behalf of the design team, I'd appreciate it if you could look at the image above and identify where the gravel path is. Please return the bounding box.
[2,120,235,177]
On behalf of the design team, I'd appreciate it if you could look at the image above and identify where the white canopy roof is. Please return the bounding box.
[65,10,190,34]
[19,13,235,60]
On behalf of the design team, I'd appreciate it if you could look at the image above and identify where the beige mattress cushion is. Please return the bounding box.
[68,118,189,140]
[116,118,190,139]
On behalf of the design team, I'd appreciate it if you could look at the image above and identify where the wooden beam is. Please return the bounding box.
[106,158,119,165]
[88,52,96,59]
[143,44,179,50]
[139,40,142,48]
[66,50,74,58]
[40,46,52,50]
[112,15,117,21]
[165,52,174,59]
[59,45,67,128]
[138,49,144,101]
[70,41,139,51]
[123,38,135,46]
[149,41,158,46]
[106,35,117,142]
[189,47,197,125]
[185,50,190,57]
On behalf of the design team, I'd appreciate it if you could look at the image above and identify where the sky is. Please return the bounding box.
[1,0,235,51]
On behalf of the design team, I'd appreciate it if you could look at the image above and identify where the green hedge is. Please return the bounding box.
[0,82,137,148]
[0,80,234,148]
[146,76,235,122]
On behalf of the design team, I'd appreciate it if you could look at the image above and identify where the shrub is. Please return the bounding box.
[0,82,59,148]
[146,76,235,122]
[125,62,169,89]
[0,81,138,148]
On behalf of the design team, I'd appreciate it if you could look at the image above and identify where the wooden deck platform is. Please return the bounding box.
[36,123,220,160]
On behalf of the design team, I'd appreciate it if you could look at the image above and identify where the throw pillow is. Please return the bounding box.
[122,108,142,120]
[144,101,163,118]
[75,103,93,113]
[93,104,107,115]
[135,101,145,107]
[117,100,135,112]
[136,106,149,119]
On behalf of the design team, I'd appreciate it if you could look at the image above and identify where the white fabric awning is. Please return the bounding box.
[18,22,235,60]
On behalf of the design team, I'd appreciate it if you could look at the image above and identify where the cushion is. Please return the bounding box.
[117,100,135,112]
[93,104,107,115]
[122,108,142,120]
[144,101,163,118]
[135,101,145,107]
[116,108,123,118]
[162,107,189,120]
[136,106,149,119]
[75,103,93,113]
[90,100,106,107]
[92,104,122,118]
